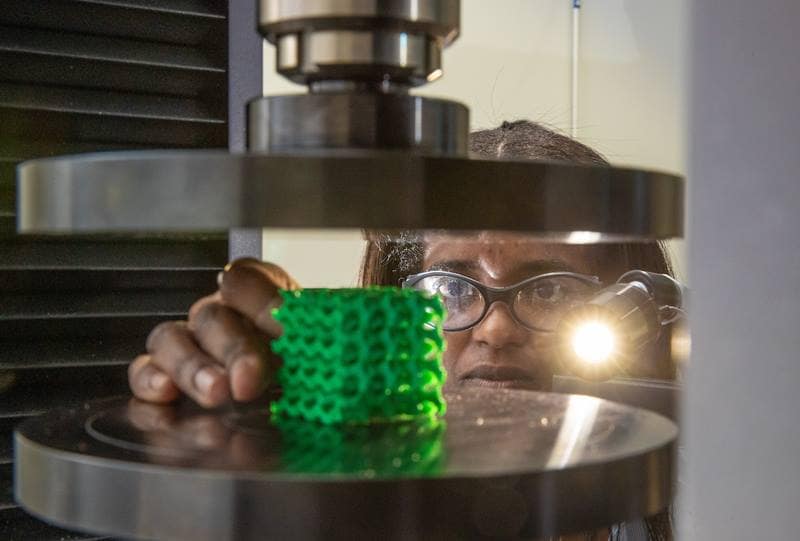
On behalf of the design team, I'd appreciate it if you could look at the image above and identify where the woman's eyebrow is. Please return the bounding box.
[425,260,479,273]
[516,259,578,274]
[425,259,577,275]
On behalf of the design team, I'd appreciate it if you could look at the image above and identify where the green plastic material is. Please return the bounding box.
[270,287,447,424]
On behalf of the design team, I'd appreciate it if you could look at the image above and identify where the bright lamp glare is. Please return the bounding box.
[571,322,615,364]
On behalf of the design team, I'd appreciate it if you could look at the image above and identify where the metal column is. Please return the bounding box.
[228,0,263,260]
[683,0,800,537]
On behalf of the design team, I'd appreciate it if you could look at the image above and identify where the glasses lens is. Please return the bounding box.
[415,275,484,330]
[514,276,597,330]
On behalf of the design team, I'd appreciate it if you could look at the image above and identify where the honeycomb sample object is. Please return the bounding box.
[276,417,445,477]
[270,288,447,424]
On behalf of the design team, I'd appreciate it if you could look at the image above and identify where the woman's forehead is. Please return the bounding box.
[422,234,603,281]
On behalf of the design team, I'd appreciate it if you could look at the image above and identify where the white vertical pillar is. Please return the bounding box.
[683,1,800,538]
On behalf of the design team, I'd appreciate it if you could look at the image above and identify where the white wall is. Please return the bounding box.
[261,0,687,285]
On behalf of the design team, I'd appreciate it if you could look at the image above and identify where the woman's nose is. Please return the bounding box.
[470,302,529,348]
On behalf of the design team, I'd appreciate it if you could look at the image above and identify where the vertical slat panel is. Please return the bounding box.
[0,1,232,536]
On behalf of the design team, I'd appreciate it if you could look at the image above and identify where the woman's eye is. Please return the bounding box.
[437,279,469,298]
[535,283,559,300]
[527,282,568,303]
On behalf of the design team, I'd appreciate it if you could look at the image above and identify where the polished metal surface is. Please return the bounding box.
[252,0,464,172]
[17,150,684,235]
[553,375,681,422]
[248,94,468,153]
[260,0,460,38]
[15,388,677,540]
[275,30,440,86]
[260,0,458,87]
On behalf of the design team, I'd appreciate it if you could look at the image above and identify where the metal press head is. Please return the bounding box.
[250,0,468,154]
[259,0,460,90]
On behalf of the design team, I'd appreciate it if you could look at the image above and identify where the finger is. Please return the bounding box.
[187,291,222,324]
[129,354,180,404]
[146,321,230,408]
[189,301,270,402]
[218,258,300,336]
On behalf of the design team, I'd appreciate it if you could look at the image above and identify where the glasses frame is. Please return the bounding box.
[403,270,602,332]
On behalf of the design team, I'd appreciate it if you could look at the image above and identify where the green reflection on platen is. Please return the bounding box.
[275,417,446,478]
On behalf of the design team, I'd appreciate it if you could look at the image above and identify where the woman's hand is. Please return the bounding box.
[128,258,299,408]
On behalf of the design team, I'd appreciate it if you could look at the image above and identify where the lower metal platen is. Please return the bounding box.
[15,388,676,540]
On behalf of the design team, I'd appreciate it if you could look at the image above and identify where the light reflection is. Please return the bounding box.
[571,321,615,364]
[427,68,443,82]
[566,231,603,244]
[414,103,423,143]
[545,395,600,469]
[399,32,408,66]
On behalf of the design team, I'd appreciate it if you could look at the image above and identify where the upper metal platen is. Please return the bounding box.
[17,150,683,236]
[15,388,677,540]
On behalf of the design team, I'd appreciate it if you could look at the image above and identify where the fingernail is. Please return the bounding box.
[217,271,224,287]
[149,371,169,391]
[194,366,220,393]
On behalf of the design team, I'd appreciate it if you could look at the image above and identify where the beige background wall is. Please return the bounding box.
[261,0,687,286]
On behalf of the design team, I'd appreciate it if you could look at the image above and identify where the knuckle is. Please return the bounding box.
[220,264,278,303]
[191,301,226,329]
[188,298,208,322]
[220,336,252,366]
[128,355,149,383]
[175,353,206,387]
[146,320,185,352]
[188,293,221,323]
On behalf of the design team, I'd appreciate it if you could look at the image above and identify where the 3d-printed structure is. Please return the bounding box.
[270,288,447,424]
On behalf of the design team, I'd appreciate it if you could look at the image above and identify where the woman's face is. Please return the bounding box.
[423,233,623,392]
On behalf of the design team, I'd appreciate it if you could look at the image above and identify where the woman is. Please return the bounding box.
[128,120,675,539]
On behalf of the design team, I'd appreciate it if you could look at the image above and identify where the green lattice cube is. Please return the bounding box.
[270,287,447,424]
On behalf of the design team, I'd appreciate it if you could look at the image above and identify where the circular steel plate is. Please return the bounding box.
[17,150,684,238]
[15,388,677,540]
